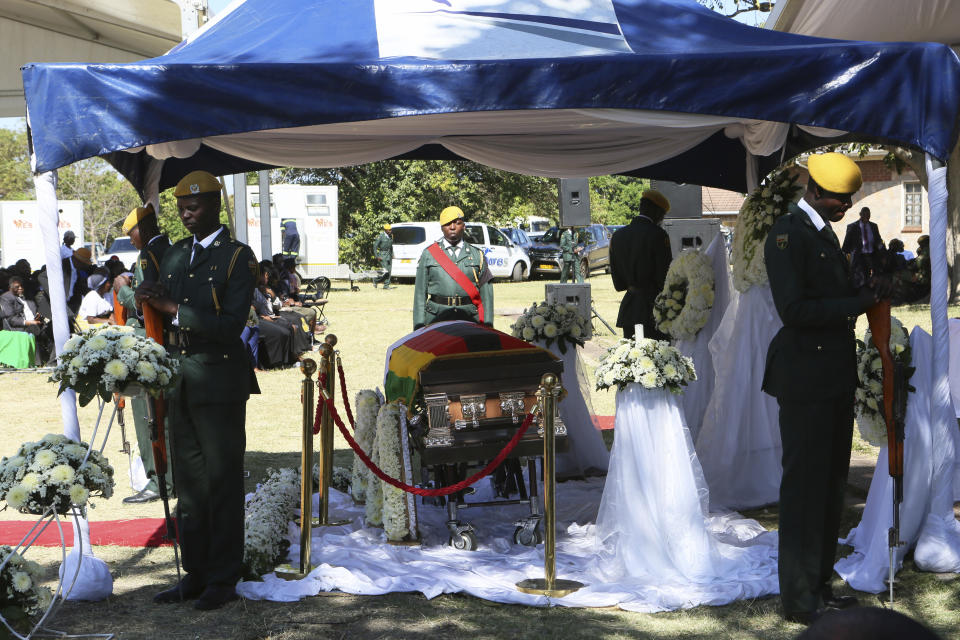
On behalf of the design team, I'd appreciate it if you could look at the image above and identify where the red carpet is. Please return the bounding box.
[0,519,171,547]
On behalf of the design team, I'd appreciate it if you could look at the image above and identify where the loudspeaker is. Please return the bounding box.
[558,178,591,227]
[651,180,702,219]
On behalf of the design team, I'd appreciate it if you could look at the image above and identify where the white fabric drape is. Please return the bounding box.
[675,235,732,442]
[695,284,783,510]
[835,328,960,592]
[128,109,846,178]
[541,342,609,477]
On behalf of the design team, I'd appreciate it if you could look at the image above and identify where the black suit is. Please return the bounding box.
[841,219,883,255]
[763,202,865,617]
[609,216,672,339]
[0,291,52,364]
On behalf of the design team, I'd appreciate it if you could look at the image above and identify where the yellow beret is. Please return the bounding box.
[383,223,392,231]
[173,170,221,197]
[641,189,670,213]
[807,152,862,194]
[439,206,464,226]
[122,203,155,233]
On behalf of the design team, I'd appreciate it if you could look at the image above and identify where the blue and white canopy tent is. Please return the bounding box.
[20,0,960,508]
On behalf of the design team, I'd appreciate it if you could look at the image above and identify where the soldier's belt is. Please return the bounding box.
[430,294,472,306]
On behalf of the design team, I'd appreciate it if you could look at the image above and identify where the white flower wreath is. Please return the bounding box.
[652,250,715,340]
[854,317,915,447]
[350,390,382,505]
[375,403,417,542]
[242,467,299,577]
[595,337,696,394]
[732,169,802,293]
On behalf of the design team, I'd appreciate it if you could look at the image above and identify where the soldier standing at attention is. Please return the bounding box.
[413,206,493,330]
[762,153,880,625]
[373,223,394,289]
[114,203,173,504]
[137,170,259,611]
[609,190,672,340]
[559,227,583,283]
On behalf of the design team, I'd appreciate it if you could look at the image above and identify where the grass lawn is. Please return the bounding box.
[0,275,957,639]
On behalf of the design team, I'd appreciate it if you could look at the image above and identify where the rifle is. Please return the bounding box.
[141,302,183,594]
[865,300,905,606]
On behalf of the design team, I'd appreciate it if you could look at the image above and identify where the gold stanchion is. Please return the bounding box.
[318,335,350,526]
[276,358,318,579]
[516,373,584,597]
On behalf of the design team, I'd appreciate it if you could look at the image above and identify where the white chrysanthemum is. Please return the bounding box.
[11,571,31,592]
[870,358,882,372]
[543,323,558,338]
[104,359,129,379]
[86,335,109,352]
[63,336,82,352]
[69,355,85,370]
[63,444,86,460]
[522,327,536,341]
[570,325,582,338]
[637,356,655,372]
[69,484,90,505]
[6,485,29,509]
[640,371,659,388]
[119,335,138,349]
[531,315,545,329]
[158,372,170,386]
[49,464,75,484]
[42,434,67,445]
[136,361,158,382]
[20,472,41,491]
[33,449,57,469]
[893,344,905,355]
[866,397,878,410]
[663,364,677,378]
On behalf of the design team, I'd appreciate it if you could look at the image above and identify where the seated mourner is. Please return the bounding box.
[77,272,114,326]
[0,275,53,365]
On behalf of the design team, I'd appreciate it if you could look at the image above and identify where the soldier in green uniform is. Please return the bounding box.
[413,206,493,330]
[137,170,258,611]
[559,227,583,283]
[762,153,880,624]
[114,203,173,504]
[373,224,393,289]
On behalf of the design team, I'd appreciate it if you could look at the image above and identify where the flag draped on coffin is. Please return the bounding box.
[384,321,542,408]
[21,0,960,194]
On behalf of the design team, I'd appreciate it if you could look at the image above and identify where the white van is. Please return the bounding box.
[390,221,531,281]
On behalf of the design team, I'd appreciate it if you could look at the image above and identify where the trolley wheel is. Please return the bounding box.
[513,525,543,547]
[449,530,478,551]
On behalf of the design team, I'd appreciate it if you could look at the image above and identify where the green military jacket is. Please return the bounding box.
[373,231,393,259]
[160,227,259,403]
[762,203,864,401]
[560,228,576,260]
[116,234,171,328]
[413,240,493,329]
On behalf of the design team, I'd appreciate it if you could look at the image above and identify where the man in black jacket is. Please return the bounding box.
[763,153,879,624]
[841,206,884,257]
[609,190,672,340]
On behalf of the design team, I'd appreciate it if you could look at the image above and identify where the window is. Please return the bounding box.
[305,193,329,216]
[489,228,510,247]
[464,225,485,245]
[392,227,426,245]
[904,182,923,230]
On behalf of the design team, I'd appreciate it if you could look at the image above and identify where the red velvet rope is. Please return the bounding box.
[312,372,328,435]
[337,360,355,430]
[323,395,536,497]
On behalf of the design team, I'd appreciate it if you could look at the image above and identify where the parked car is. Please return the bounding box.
[104,237,140,270]
[83,241,106,264]
[527,224,611,279]
[500,226,534,252]
[390,221,531,282]
[606,224,624,235]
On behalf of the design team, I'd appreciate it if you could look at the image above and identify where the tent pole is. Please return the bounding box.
[924,154,952,475]
[258,170,272,260]
[233,174,248,244]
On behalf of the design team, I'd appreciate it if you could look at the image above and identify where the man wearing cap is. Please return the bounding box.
[559,226,583,283]
[114,203,173,505]
[609,190,672,340]
[763,153,881,624]
[136,170,258,611]
[413,206,493,330]
[373,224,394,289]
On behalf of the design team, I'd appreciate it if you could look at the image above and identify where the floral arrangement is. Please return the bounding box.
[854,318,915,447]
[595,337,696,394]
[375,403,417,542]
[243,467,300,578]
[50,325,179,407]
[0,434,114,515]
[732,169,802,293]
[350,390,382,505]
[652,250,715,340]
[511,301,588,354]
[0,545,52,621]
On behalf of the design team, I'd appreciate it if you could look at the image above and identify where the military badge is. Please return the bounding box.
[776,234,788,250]
[139,258,147,270]
[190,183,200,194]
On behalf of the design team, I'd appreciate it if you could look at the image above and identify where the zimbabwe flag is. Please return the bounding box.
[384,321,541,408]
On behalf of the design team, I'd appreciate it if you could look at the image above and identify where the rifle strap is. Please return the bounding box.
[426,243,484,324]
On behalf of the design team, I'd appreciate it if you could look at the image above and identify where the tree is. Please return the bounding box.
[0,127,33,200]
[698,0,775,20]
[589,176,650,225]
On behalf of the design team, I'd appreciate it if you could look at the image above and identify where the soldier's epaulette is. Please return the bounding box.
[173,237,193,249]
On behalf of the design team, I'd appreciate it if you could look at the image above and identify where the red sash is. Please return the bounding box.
[427,243,484,324]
